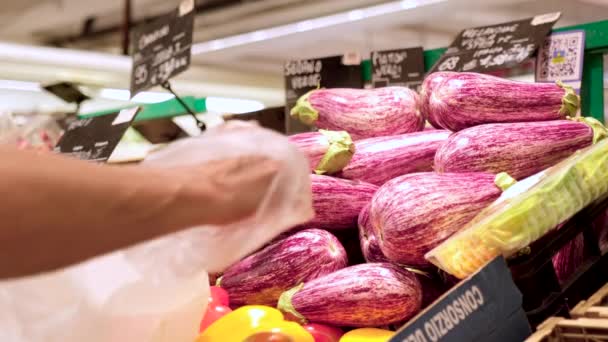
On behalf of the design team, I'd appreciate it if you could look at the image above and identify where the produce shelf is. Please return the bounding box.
[507,195,608,328]
[571,282,608,319]
[526,317,608,341]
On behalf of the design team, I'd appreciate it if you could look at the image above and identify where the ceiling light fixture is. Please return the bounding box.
[98,88,175,104]
[0,79,42,92]
[191,0,446,54]
[205,96,265,114]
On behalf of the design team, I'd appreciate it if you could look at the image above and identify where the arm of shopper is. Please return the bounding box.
[0,145,278,279]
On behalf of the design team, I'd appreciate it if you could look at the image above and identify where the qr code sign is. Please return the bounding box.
[536,30,585,83]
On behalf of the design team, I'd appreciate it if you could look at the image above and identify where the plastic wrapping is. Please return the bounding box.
[0,113,62,150]
[0,121,313,342]
[426,138,608,279]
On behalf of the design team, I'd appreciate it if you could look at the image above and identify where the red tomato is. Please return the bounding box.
[209,286,230,306]
[199,305,232,332]
[303,323,343,342]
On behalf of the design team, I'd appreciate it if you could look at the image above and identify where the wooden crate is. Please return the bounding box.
[526,317,608,341]
[571,283,608,319]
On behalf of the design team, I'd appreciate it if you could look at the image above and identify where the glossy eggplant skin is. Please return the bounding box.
[308,174,378,230]
[290,87,424,139]
[428,72,579,131]
[278,263,422,327]
[420,72,456,129]
[339,130,451,185]
[434,120,594,180]
[219,229,347,307]
[358,203,388,263]
[371,172,501,268]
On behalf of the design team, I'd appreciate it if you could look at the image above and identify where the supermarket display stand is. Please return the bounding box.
[508,194,608,328]
[389,20,608,338]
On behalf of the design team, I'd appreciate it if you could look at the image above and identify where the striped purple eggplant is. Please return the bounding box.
[288,130,355,175]
[552,231,587,284]
[371,172,502,268]
[308,174,378,230]
[358,203,388,263]
[290,87,424,139]
[277,263,422,327]
[428,72,580,131]
[219,229,347,307]
[434,118,608,180]
[420,72,456,129]
[338,130,451,185]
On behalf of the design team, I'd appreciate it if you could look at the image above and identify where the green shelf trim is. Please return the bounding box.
[79,96,206,122]
[581,53,605,122]
[554,19,608,52]
[423,48,447,73]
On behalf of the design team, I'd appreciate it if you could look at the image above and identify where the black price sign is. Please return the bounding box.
[55,107,140,162]
[391,257,530,342]
[430,12,561,74]
[130,0,194,96]
[371,47,424,89]
[284,55,363,133]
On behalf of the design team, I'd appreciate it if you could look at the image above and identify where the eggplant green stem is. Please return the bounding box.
[495,172,517,191]
[277,283,307,324]
[314,130,355,175]
[569,116,608,144]
[557,80,580,117]
[290,90,319,126]
[403,267,430,278]
[215,276,222,287]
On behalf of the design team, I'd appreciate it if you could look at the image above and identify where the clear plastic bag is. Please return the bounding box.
[0,121,313,342]
[426,138,608,279]
[0,112,63,150]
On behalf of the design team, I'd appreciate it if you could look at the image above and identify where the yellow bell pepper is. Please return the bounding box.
[196,305,314,342]
[339,328,394,342]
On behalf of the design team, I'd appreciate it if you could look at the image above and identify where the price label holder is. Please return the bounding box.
[371,47,424,90]
[391,257,531,342]
[284,54,363,134]
[130,0,204,130]
[430,12,561,73]
[535,29,585,94]
[43,82,90,114]
[55,107,140,162]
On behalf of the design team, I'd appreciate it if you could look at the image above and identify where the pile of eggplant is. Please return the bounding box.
[215,72,608,333]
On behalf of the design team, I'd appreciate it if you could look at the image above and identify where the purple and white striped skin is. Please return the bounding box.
[308,174,378,230]
[434,120,596,180]
[338,130,451,185]
[552,231,586,284]
[358,203,388,263]
[219,229,347,307]
[278,263,422,327]
[288,131,329,170]
[419,72,457,129]
[290,87,424,140]
[428,72,580,131]
[371,172,501,268]
[288,130,355,175]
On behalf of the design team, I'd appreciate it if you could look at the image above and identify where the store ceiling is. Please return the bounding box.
[1,0,606,70]
[0,0,606,104]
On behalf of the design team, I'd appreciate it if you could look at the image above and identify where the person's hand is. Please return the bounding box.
[197,155,281,225]
[179,155,281,225]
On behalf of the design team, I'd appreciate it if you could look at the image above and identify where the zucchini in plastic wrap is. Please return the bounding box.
[425,138,608,279]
